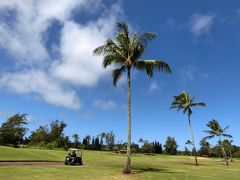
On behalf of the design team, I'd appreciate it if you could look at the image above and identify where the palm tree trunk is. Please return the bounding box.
[123,67,131,174]
[188,115,199,166]
[219,137,229,166]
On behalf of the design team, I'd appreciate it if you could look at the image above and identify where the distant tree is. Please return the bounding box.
[98,132,106,152]
[153,141,162,154]
[0,113,28,146]
[222,139,234,162]
[91,136,95,149]
[105,131,115,150]
[159,143,163,154]
[49,120,67,147]
[131,143,140,153]
[198,138,212,157]
[203,119,232,166]
[82,138,87,148]
[141,141,153,153]
[94,137,101,150]
[184,146,191,156]
[185,140,192,155]
[29,125,49,145]
[164,136,178,155]
[84,135,91,149]
[72,133,79,148]
[63,136,70,150]
[171,92,206,166]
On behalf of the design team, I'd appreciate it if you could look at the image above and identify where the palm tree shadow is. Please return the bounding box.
[132,167,180,174]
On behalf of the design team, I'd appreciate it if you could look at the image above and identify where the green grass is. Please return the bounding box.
[0,146,239,180]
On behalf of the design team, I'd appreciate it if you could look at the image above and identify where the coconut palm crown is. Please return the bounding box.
[203,119,232,165]
[170,92,206,117]
[203,119,232,140]
[93,22,171,86]
[93,22,171,174]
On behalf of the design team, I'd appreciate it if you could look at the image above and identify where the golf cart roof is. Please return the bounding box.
[68,148,79,151]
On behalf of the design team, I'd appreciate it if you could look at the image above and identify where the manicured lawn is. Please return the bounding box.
[0,146,239,179]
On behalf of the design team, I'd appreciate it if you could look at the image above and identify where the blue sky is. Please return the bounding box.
[0,0,239,149]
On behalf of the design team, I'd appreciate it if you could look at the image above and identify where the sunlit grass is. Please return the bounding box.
[0,146,239,180]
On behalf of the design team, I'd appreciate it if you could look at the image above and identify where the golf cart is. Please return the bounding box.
[64,148,83,165]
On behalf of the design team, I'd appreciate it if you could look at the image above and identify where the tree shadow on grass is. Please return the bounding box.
[180,162,208,166]
[132,167,180,174]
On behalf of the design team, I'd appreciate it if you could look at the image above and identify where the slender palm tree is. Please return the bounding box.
[222,140,234,162]
[93,22,171,174]
[85,135,91,149]
[98,132,106,152]
[170,92,206,166]
[185,140,192,155]
[203,119,232,166]
[72,133,79,148]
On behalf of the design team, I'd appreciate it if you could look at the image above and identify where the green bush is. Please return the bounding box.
[233,151,240,158]
[47,141,58,149]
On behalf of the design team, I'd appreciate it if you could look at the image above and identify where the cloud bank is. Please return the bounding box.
[0,0,123,109]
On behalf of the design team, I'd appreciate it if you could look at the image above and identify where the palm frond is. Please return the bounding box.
[222,125,230,132]
[103,54,124,68]
[112,66,125,86]
[134,60,171,77]
[93,45,106,55]
[116,22,129,35]
[191,102,206,107]
[138,32,157,47]
[222,134,232,138]
[93,39,120,55]
[116,22,130,51]
[203,130,217,135]
[204,135,215,139]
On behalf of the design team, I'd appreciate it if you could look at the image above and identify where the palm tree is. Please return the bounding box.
[72,133,79,148]
[205,141,212,158]
[185,140,192,155]
[170,92,206,166]
[93,22,171,174]
[85,135,91,149]
[98,132,106,152]
[203,119,232,166]
[199,138,211,157]
[222,140,233,162]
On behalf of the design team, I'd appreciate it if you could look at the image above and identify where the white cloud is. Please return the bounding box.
[179,66,209,85]
[94,99,117,111]
[188,13,215,36]
[51,10,119,86]
[0,0,91,64]
[0,1,123,109]
[149,81,161,92]
[180,68,195,82]
[0,70,81,109]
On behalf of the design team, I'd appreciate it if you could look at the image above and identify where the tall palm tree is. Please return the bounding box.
[93,22,171,174]
[85,135,91,149]
[98,132,106,152]
[185,140,192,155]
[72,133,79,148]
[203,119,232,166]
[222,139,234,162]
[170,92,206,166]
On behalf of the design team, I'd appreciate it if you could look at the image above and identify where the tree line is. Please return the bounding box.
[0,113,239,159]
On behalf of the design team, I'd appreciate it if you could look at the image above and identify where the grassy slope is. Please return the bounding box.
[0,146,239,180]
[0,146,65,161]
